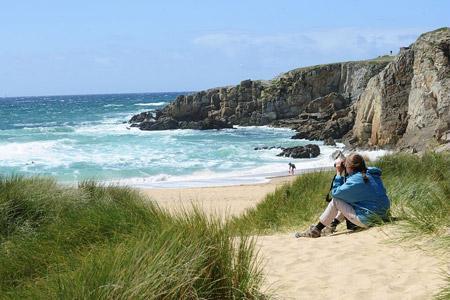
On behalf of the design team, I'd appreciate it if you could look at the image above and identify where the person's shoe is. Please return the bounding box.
[295,225,321,238]
[346,220,359,230]
[322,225,337,236]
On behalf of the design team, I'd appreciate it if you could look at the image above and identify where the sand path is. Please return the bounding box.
[258,227,446,300]
[141,177,447,299]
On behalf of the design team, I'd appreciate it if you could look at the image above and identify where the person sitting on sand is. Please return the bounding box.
[295,153,390,238]
[288,162,296,175]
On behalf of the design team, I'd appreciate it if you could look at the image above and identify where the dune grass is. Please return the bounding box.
[0,177,263,299]
[1,152,448,298]
[230,171,332,234]
[375,152,450,243]
[436,276,450,300]
[231,152,450,246]
[230,152,449,299]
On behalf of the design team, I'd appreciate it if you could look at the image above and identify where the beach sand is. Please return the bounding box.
[141,175,297,217]
[258,227,445,300]
[141,176,446,300]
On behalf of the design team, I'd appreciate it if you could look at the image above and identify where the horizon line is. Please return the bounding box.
[0,90,196,99]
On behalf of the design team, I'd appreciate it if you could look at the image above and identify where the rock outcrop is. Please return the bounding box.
[130,59,389,133]
[352,48,414,146]
[129,27,450,152]
[277,144,321,159]
[352,27,450,151]
[276,92,357,140]
[129,111,233,130]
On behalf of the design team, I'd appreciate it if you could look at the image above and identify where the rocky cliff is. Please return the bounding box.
[130,27,450,152]
[131,59,389,135]
[352,27,450,151]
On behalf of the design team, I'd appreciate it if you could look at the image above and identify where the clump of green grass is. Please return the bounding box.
[374,152,450,242]
[436,275,450,300]
[230,152,449,297]
[231,152,450,245]
[231,171,332,234]
[0,176,262,299]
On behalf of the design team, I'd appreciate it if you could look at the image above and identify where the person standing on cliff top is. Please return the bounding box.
[288,162,296,175]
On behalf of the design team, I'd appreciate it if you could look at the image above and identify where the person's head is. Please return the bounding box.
[345,153,369,182]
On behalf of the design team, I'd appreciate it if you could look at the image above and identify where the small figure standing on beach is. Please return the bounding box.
[288,162,296,175]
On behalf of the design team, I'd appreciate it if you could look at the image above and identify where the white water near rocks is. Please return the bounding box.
[0,93,389,188]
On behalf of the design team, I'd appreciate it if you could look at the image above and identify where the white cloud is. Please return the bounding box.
[193,27,426,60]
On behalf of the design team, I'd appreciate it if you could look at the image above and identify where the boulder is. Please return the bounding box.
[277,144,320,159]
[139,118,179,131]
[254,146,284,150]
[324,137,337,146]
[196,119,233,130]
[129,111,152,123]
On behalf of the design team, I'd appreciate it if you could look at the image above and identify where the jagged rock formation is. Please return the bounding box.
[129,111,233,130]
[352,27,450,151]
[277,144,320,159]
[352,48,414,146]
[277,91,356,140]
[130,59,389,134]
[130,28,450,152]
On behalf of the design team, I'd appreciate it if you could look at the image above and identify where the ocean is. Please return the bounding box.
[0,93,343,188]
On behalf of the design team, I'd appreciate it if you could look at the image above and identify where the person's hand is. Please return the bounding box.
[335,159,345,175]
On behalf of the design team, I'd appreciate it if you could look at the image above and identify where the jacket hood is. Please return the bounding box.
[367,167,382,176]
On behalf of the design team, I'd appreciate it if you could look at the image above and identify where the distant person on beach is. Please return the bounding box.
[288,162,296,175]
[295,153,390,238]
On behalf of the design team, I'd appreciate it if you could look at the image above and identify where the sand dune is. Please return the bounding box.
[141,178,446,299]
[258,227,445,300]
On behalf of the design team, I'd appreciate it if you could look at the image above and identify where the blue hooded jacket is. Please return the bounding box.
[331,167,390,225]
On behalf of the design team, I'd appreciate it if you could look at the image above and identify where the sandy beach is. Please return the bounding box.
[141,175,447,300]
[141,175,298,217]
[258,227,445,300]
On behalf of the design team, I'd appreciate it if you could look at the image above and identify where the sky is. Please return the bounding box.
[0,0,449,97]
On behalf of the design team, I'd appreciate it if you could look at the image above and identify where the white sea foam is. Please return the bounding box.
[134,102,167,106]
[1,113,393,189]
[106,143,342,188]
[13,122,57,127]
[105,143,393,189]
[0,140,76,167]
[73,123,151,136]
[103,104,124,107]
[350,149,392,161]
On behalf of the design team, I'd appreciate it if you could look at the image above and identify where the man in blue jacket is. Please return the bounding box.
[296,153,390,238]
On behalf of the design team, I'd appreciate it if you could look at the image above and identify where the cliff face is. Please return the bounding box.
[352,48,414,146]
[162,60,388,127]
[353,27,450,151]
[131,59,388,137]
[130,28,450,152]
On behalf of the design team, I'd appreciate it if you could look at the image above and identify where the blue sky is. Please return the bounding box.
[0,0,449,96]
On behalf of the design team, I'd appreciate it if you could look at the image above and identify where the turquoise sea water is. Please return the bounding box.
[0,93,341,188]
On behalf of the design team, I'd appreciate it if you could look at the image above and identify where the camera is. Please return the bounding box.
[333,161,345,168]
[332,150,346,171]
